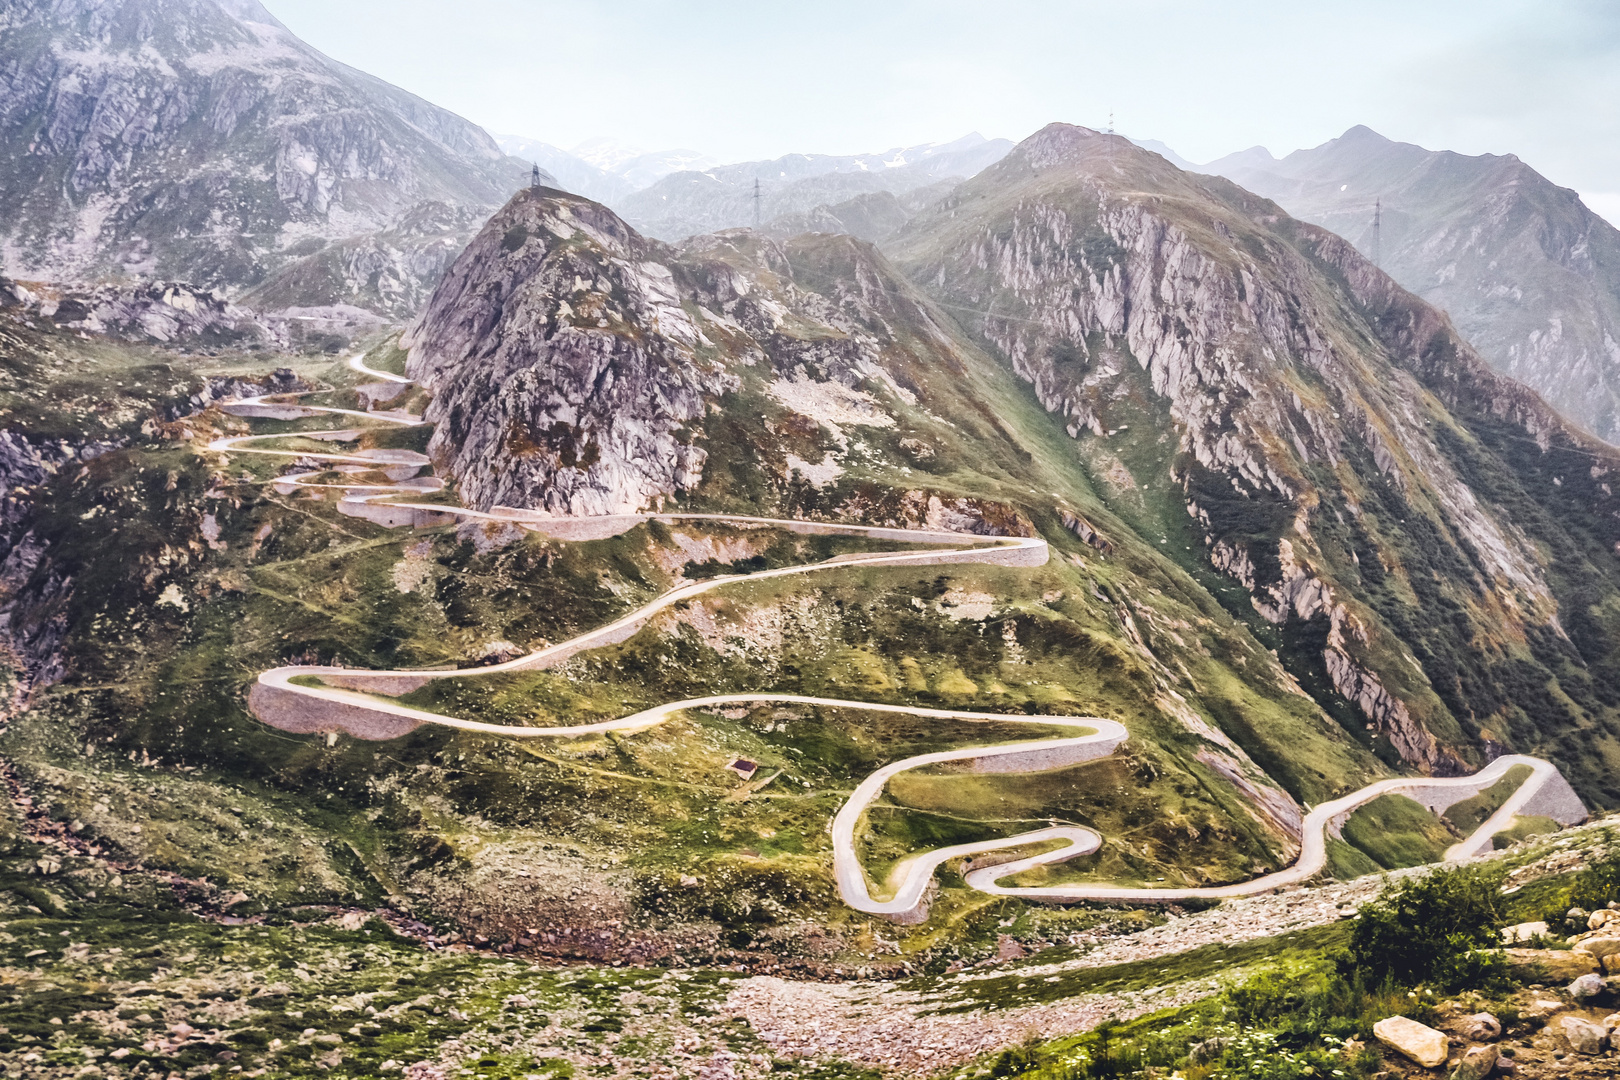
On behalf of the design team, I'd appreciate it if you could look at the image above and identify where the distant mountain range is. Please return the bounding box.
[494,132,1015,243]
[1186,126,1620,444]
[0,0,547,310]
[493,134,719,206]
[17,0,1620,452]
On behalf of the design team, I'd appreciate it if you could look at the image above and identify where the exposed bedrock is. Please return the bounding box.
[886,123,1603,774]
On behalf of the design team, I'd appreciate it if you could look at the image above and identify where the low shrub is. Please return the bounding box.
[1345,865,1508,991]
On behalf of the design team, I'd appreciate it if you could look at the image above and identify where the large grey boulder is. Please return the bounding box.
[1559,1015,1607,1055]
[1569,973,1608,1001]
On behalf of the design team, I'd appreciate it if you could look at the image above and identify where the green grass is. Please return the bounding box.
[1492,815,1564,850]
[1340,794,1454,869]
[913,921,1352,1013]
[1444,764,1532,832]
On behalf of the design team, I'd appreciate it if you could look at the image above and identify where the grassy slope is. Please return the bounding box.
[880,131,1620,809]
[0,263,1388,959]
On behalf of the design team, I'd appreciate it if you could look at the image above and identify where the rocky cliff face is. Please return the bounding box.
[1206,126,1620,445]
[0,0,540,300]
[884,124,1620,794]
[402,194,735,516]
[404,189,1026,521]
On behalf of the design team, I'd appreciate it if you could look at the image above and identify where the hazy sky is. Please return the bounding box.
[266,0,1620,216]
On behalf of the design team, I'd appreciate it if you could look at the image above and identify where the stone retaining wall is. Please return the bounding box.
[967,734,1125,774]
[248,682,422,740]
[1517,769,1588,825]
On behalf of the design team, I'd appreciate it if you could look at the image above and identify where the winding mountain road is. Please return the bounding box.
[213,360,1585,918]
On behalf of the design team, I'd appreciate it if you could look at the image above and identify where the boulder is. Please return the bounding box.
[1569,973,1608,1000]
[1574,935,1620,959]
[1501,921,1548,944]
[1605,954,1620,976]
[1448,1044,1498,1080]
[1559,1015,1607,1055]
[1506,948,1601,981]
[1460,1013,1501,1041]
[1604,1011,1620,1033]
[1373,1016,1449,1068]
[1590,908,1618,932]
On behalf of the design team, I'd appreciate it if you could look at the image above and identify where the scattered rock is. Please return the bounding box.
[1558,1015,1607,1055]
[1590,909,1618,932]
[1448,1043,1498,1080]
[1460,1013,1501,1042]
[1501,921,1548,944]
[996,935,1027,961]
[1569,973,1608,1001]
[1373,1016,1449,1068]
[1525,998,1566,1020]
[1188,1037,1228,1064]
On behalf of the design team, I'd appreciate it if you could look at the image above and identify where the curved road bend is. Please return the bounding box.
[212,361,1580,917]
[959,753,1562,908]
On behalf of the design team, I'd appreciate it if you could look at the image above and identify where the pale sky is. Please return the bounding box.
[265,0,1620,216]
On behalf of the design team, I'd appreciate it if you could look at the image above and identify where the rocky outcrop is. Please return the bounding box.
[3,277,289,348]
[403,193,737,514]
[404,190,1034,520]
[0,430,123,710]
[166,367,310,421]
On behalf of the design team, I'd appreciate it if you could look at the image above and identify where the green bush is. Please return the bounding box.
[1533,839,1620,926]
[1570,844,1620,911]
[1346,866,1508,990]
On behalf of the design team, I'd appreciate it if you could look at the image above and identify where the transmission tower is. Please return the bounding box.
[753,179,762,229]
[1372,197,1382,269]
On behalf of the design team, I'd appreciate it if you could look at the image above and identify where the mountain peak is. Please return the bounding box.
[1337,124,1392,143]
[1012,123,1127,169]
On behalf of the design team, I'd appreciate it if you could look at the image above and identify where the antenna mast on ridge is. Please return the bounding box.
[1372,197,1382,268]
[753,179,762,229]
